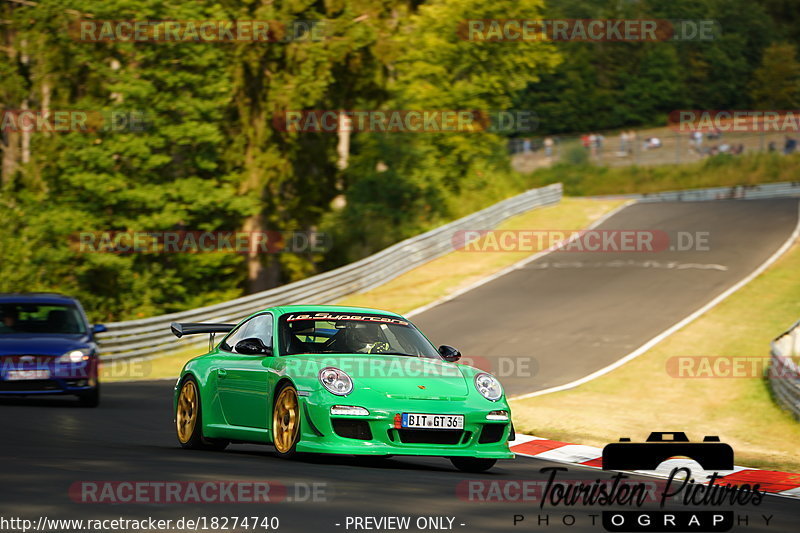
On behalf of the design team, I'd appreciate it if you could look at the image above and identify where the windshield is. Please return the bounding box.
[0,303,87,335]
[278,312,440,358]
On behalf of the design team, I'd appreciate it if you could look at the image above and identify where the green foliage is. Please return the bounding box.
[516,0,781,134]
[1,0,249,321]
[2,0,800,321]
[750,43,800,109]
[561,144,589,166]
[323,0,559,266]
[525,153,800,197]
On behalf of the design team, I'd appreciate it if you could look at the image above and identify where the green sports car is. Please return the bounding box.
[171,305,514,472]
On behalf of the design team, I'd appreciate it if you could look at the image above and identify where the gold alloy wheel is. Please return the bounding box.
[176,380,198,444]
[273,386,300,453]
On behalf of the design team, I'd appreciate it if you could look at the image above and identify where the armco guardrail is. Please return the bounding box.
[592,181,800,202]
[638,181,800,202]
[97,183,563,360]
[770,320,800,420]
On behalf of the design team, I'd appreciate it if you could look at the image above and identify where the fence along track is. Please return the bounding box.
[98,184,563,360]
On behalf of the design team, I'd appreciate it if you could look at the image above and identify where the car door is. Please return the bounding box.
[216,313,274,428]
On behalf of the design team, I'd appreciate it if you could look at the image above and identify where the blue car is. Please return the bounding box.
[0,293,106,407]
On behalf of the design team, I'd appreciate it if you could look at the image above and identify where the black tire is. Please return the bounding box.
[272,382,301,459]
[176,376,228,451]
[77,383,100,408]
[450,457,497,473]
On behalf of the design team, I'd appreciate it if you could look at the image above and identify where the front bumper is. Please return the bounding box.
[0,360,97,395]
[0,379,96,395]
[296,395,515,459]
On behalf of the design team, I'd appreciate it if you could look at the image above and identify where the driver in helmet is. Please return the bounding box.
[0,306,18,332]
[335,321,389,353]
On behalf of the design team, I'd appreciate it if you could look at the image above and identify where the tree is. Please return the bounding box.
[750,42,800,109]
[516,0,779,133]
[0,0,248,320]
[221,0,409,292]
[325,0,562,264]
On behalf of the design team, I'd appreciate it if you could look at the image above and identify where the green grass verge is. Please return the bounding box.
[102,345,199,383]
[109,197,625,381]
[524,152,800,196]
[511,241,800,473]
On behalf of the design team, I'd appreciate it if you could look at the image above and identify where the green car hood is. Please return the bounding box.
[278,354,470,398]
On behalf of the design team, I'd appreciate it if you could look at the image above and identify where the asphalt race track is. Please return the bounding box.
[2,199,799,531]
[1,382,799,532]
[414,199,800,396]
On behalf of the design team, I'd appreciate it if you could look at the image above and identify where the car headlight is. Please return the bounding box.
[56,348,91,363]
[319,367,353,396]
[474,372,503,401]
[330,405,369,416]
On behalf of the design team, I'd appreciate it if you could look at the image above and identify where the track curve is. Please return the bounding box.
[414,199,799,396]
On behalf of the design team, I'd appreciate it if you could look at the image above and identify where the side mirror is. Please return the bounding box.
[92,324,107,334]
[438,345,461,362]
[235,337,272,356]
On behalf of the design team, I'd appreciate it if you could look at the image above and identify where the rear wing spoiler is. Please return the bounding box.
[170,322,236,350]
[170,322,236,338]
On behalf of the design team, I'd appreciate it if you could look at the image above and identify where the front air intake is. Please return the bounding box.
[332,419,372,440]
[396,429,465,445]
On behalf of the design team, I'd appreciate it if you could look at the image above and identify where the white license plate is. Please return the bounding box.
[6,369,50,381]
[401,413,464,430]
